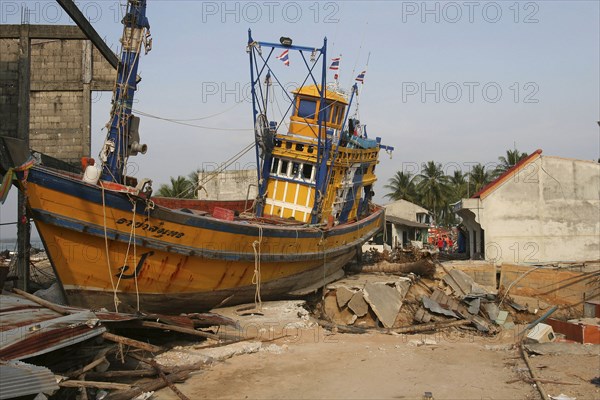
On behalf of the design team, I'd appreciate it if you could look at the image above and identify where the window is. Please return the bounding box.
[337,108,344,125]
[323,102,333,122]
[308,146,314,154]
[302,164,313,180]
[298,99,317,119]
[271,158,279,174]
[285,141,292,149]
[292,162,300,178]
[280,160,289,176]
[295,143,304,152]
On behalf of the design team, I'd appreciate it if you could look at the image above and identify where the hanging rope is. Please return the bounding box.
[100,182,120,312]
[251,224,264,310]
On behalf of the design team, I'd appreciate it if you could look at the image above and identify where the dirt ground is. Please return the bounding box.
[152,327,599,400]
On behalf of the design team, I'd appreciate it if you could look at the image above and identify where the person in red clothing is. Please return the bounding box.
[447,237,454,252]
[437,237,444,252]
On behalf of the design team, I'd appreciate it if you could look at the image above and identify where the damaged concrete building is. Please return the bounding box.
[456,150,600,263]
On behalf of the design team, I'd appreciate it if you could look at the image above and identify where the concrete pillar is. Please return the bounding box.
[16,24,31,291]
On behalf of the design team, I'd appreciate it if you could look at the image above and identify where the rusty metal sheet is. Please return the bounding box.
[0,309,106,360]
[0,360,59,399]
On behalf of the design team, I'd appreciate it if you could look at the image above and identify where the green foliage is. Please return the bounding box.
[384,171,418,203]
[156,175,196,198]
[493,149,528,178]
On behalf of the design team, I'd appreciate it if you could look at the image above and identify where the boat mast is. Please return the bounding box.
[100,0,151,184]
[247,32,327,219]
[312,37,328,224]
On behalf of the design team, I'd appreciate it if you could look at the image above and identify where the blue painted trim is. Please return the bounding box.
[32,208,383,263]
[28,166,384,240]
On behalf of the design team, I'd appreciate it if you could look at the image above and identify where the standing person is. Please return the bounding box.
[437,236,444,252]
[442,236,448,252]
[448,236,454,252]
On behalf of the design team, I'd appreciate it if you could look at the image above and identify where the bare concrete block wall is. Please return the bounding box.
[30,91,84,161]
[0,25,115,164]
[0,39,19,137]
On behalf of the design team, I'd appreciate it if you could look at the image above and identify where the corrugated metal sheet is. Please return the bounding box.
[0,360,59,399]
[1,294,106,360]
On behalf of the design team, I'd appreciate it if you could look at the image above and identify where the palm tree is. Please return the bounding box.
[415,161,450,221]
[493,149,528,177]
[156,176,195,198]
[469,164,492,194]
[384,171,418,203]
[448,170,468,202]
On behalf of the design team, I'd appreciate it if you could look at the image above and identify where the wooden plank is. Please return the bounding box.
[140,321,219,340]
[102,332,162,353]
[59,380,130,390]
[12,288,70,315]
[105,370,191,400]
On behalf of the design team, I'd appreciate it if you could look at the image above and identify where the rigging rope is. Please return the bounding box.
[100,182,120,312]
[252,224,264,310]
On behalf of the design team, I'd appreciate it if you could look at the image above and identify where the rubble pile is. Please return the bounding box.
[322,259,600,339]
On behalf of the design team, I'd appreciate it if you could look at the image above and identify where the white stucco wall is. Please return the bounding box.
[459,156,600,264]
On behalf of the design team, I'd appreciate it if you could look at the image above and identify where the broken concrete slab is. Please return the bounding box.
[444,269,495,298]
[443,269,472,296]
[466,298,481,315]
[363,282,403,328]
[484,303,500,321]
[324,294,358,325]
[154,341,263,368]
[336,286,355,308]
[421,296,459,319]
[348,292,369,318]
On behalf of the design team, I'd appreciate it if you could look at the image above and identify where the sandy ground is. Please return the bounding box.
[149,302,599,400]
[148,301,598,400]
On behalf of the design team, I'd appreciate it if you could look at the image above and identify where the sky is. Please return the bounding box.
[1,0,599,241]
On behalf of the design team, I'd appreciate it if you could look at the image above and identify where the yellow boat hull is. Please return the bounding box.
[26,167,384,313]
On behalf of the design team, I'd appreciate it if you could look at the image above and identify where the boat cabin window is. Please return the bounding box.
[280,160,289,176]
[337,107,345,125]
[270,158,279,174]
[302,164,313,180]
[270,157,316,183]
[292,162,300,177]
[331,105,338,125]
[298,99,317,119]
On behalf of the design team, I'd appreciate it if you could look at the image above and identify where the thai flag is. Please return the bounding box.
[355,70,366,83]
[276,50,289,66]
[329,57,341,70]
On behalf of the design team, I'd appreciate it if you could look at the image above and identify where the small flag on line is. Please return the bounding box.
[277,50,290,66]
[329,57,341,70]
[355,70,366,83]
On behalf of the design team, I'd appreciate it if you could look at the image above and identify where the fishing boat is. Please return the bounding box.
[3,0,393,313]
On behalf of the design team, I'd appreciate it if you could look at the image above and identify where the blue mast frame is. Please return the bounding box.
[101,0,150,183]
[247,31,328,219]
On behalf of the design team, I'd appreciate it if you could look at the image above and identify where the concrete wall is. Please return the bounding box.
[385,199,429,221]
[197,169,258,201]
[459,156,600,264]
[0,25,114,164]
